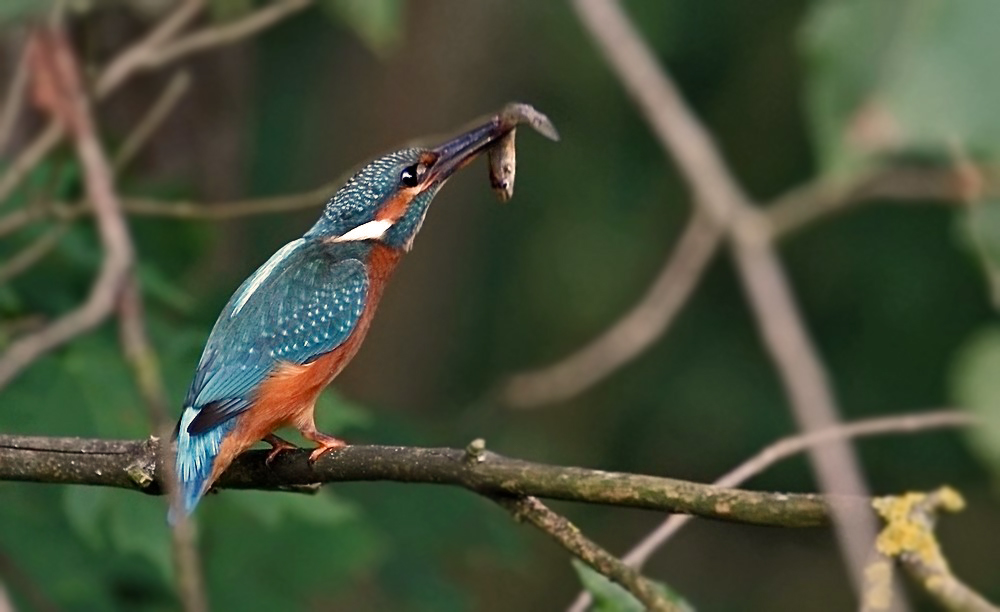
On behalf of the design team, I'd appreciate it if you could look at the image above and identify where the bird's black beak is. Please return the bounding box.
[426,117,506,185]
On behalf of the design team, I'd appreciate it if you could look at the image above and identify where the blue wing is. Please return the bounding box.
[185,239,370,432]
[170,239,370,521]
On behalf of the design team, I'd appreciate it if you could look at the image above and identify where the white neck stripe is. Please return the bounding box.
[330,219,393,243]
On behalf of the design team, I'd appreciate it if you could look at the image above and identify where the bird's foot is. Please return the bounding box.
[304,432,347,464]
[263,434,299,466]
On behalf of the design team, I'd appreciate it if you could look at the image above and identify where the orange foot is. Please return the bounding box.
[302,430,347,464]
[263,433,299,466]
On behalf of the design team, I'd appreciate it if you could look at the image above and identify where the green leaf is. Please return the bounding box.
[320,0,404,56]
[571,559,695,612]
[951,326,1000,475]
[802,0,1000,173]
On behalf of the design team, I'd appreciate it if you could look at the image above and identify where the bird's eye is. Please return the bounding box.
[400,163,424,188]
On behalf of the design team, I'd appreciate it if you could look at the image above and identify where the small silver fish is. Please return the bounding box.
[488,128,517,202]
[486,103,559,202]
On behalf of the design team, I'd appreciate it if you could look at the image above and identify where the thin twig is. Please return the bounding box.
[0,547,60,612]
[0,181,335,238]
[0,39,30,156]
[0,0,305,209]
[119,184,335,219]
[571,0,882,600]
[118,279,208,612]
[624,410,976,568]
[496,496,676,612]
[0,28,135,390]
[95,0,206,97]
[114,70,192,172]
[504,206,722,408]
[765,165,986,237]
[0,221,68,283]
[146,0,311,72]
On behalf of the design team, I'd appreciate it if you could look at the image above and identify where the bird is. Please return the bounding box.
[169,106,554,522]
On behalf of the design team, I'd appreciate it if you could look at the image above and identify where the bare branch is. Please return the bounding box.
[114,70,192,172]
[567,410,975,612]
[0,38,30,156]
[146,0,312,72]
[0,0,305,209]
[624,410,976,569]
[504,206,722,408]
[0,222,68,283]
[765,165,988,237]
[496,496,677,612]
[95,0,206,97]
[119,184,335,219]
[118,279,208,612]
[0,547,60,612]
[0,28,134,390]
[571,0,879,597]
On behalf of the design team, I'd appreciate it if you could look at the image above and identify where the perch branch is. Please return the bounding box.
[0,434,866,528]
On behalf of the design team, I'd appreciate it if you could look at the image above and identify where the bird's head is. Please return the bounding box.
[304,117,507,251]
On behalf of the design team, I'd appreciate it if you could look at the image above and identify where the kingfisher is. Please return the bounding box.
[170,104,557,522]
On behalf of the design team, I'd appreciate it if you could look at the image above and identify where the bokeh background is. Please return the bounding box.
[2,1,1000,610]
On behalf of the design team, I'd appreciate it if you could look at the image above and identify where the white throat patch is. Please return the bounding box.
[330,219,394,243]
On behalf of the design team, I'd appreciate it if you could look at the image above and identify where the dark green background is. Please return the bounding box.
[2,1,998,610]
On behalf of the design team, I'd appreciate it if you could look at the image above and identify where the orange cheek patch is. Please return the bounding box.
[375,188,418,223]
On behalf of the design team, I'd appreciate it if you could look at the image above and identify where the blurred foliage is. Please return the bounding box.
[802,0,1000,173]
[1,0,999,610]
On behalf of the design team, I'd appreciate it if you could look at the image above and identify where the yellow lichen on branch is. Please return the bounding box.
[870,487,997,612]
[873,486,964,566]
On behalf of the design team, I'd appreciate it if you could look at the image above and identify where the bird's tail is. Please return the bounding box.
[168,407,233,524]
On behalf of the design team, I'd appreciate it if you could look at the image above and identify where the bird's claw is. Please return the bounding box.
[307,436,347,465]
[263,434,299,466]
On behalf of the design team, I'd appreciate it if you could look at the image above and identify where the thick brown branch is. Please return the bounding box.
[0,434,863,528]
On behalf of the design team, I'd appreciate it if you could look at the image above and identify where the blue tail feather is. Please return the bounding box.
[168,407,234,524]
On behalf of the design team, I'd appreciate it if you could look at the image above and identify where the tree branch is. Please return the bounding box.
[571,0,882,598]
[0,434,865,528]
[567,410,976,612]
[503,206,722,408]
[0,28,135,390]
[872,488,999,612]
[496,496,676,612]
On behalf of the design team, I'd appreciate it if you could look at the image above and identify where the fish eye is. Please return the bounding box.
[400,163,426,188]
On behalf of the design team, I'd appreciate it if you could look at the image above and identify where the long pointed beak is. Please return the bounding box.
[426,118,506,184]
